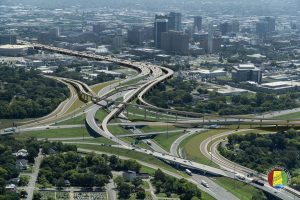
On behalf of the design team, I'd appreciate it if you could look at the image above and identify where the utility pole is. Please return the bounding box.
[210,135,212,163]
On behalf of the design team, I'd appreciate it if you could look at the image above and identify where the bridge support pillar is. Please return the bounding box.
[260,119,262,128]
[144,108,147,120]
[126,106,129,117]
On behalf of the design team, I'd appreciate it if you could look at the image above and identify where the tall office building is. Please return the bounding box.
[256,17,276,39]
[256,21,269,39]
[127,26,151,45]
[0,34,17,45]
[194,16,203,32]
[161,31,189,55]
[168,12,182,31]
[208,24,214,54]
[265,17,276,32]
[154,19,168,48]
[220,22,231,35]
[232,21,240,33]
[92,22,105,33]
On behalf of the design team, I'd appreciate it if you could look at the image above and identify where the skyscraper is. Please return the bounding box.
[265,17,276,32]
[194,16,202,32]
[256,21,269,39]
[161,31,189,55]
[168,12,182,31]
[220,22,230,35]
[256,17,276,39]
[154,19,168,48]
[0,34,17,45]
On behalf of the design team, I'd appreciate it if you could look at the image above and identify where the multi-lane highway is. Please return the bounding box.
[200,129,300,200]
[17,41,300,199]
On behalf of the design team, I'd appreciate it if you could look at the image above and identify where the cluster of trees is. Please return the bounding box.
[0,136,45,199]
[195,92,297,115]
[53,67,119,85]
[152,169,202,200]
[0,66,69,119]
[114,176,146,199]
[147,76,297,115]
[146,77,195,108]
[38,153,141,188]
[41,141,77,155]
[38,152,112,188]
[219,129,300,190]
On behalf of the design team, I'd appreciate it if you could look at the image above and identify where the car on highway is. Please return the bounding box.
[236,174,246,180]
[185,169,192,176]
[4,127,15,132]
[201,180,209,188]
[252,179,264,186]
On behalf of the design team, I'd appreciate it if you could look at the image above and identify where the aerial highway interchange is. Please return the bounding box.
[4,41,300,200]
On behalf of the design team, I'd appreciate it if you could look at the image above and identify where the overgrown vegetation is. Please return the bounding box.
[146,77,297,115]
[0,66,69,119]
[219,129,300,190]
[38,152,141,188]
[152,169,202,200]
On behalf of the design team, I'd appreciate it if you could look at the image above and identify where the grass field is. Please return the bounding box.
[91,80,118,93]
[272,111,300,120]
[214,177,262,200]
[60,137,116,145]
[66,98,87,114]
[16,128,91,139]
[180,129,227,168]
[108,125,132,136]
[153,131,183,152]
[56,114,86,125]
[141,125,182,133]
[95,109,109,122]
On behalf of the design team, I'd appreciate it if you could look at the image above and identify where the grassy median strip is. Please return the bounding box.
[108,125,132,135]
[141,125,182,133]
[60,137,116,145]
[180,129,227,168]
[272,111,300,120]
[153,131,184,152]
[15,127,91,139]
[56,114,86,125]
[91,80,118,93]
[214,177,261,200]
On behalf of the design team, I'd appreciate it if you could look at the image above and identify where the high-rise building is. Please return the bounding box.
[208,25,214,54]
[161,31,189,55]
[256,17,276,39]
[127,26,152,46]
[256,21,269,39]
[220,22,231,35]
[232,21,240,33]
[194,16,203,32]
[265,17,276,32]
[93,23,106,33]
[168,12,182,31]
[0,34,17,45]
[112,34,123,49]
[154,19,168,48]
[128,26,142,45]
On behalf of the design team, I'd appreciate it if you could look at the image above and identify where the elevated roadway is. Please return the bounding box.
[22,41,299,199]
